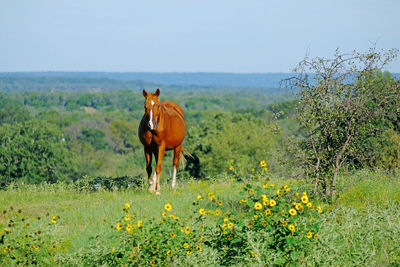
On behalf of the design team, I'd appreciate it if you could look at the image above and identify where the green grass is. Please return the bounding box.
[1,172,400,266]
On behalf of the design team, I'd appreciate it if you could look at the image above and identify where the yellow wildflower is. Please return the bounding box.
[260,160,267,167]
[162,212,167,218]
[227,222,234,228]
[218,200,223,206]
[283,185,290,192]
[307,231,313,239]
[270,199,277,207]
[185,226,190,234]
[265,209,271,215]
[51,216,57,224]
[282,221,288,227]
[183,243,189,249]
[125,214,130,221]
[301,195,309,204]
[170,232,176,238]
[289,208,297,216]
[254,202,263,210]
[215,209,221,216]
[229,165,234,171]
[288,224,295,232]
[197,195,203,200]
[164,203,172,211]
[137,220,143,227]
[307,202,312,208]
[126,224,133,233]
[125,203,130,210]
[199,208,206,215]
[116,223,122,231]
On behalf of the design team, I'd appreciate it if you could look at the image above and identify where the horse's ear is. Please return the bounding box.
[155,88,160,97]
[142,89,148,98]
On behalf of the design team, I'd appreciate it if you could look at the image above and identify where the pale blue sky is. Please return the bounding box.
[1,0,399,72]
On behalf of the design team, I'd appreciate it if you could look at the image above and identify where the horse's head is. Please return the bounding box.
[142,88,161,130]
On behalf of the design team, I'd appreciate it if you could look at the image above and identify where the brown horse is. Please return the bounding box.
[138,88,186,195]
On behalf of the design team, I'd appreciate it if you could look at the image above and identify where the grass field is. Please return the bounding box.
[1,170,400,266]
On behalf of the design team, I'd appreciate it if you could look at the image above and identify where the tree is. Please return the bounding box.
[286,47,399,199]
[184,112,280,178]
[0,105,31,125]
[0,120,76,187]
[79,128,109,150]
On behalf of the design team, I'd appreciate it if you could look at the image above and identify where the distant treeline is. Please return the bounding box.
[0,76,287,96]
[0,72,297,87]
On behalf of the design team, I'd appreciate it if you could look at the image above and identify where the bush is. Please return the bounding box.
[74,175,144,191]
[110,161,322,266]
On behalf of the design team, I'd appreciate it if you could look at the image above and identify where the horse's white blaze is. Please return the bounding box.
[172,167,177,189]
[149,109,154,129]
[149,100,156,130]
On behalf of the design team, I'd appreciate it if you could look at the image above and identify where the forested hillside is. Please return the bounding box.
[0,68,398,190]
[0,75,295,188]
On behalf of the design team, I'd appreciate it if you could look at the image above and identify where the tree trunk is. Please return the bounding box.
[313,158,320,195]
[330,135,352,199]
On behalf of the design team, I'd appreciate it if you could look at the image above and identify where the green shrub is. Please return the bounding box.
[74,175,144,191]
[110,161,322,266]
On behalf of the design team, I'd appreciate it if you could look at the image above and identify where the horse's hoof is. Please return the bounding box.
[155,191,161,195]
[148,187,155,193]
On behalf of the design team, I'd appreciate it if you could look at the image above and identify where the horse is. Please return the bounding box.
[138,88,186,195]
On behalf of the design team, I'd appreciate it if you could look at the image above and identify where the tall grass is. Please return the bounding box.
[1,171,400,266]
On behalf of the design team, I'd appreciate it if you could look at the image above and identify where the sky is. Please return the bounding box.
[0,0,399,73]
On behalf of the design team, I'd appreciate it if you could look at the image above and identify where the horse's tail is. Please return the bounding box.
[180,146,194,168]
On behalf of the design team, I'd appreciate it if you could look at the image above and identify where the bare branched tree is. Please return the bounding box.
[284,47,399,199]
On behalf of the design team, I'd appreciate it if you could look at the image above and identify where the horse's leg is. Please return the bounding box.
[144,147,154,193]
[172,144,182,189]
[155,143,166,195]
